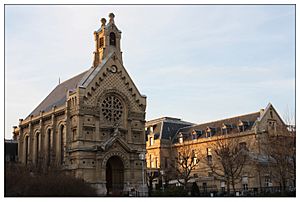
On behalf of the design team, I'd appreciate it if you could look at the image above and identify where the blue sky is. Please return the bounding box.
[5,5,295,138]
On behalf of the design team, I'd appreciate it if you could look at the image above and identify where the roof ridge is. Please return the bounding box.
[26,70,88,119]
[179,111,260,131]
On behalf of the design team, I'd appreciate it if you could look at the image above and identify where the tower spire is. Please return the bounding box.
[92,13,122,68]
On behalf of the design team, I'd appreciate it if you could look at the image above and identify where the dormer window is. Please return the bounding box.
[110,32,116,46]
[178,133,183,144]
[238,121,249,132]
[206,127,214,138]
[222,123,232,135]
[191,131,197,140]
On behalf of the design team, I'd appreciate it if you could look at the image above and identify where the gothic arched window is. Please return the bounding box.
[110,32,116,46]
[60,125,65,165]
[35,132,40,165]
[47,129,52,166]
[25,135,29,165]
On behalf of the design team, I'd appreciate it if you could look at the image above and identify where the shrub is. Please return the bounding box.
[5,163,97,196]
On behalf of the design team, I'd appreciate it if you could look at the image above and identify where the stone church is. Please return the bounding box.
[16,13,147,196]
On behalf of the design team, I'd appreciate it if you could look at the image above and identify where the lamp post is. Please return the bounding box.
[139,152,146,196]
[160,170,165,192]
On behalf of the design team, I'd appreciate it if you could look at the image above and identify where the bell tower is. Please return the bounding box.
[93,13,123,67]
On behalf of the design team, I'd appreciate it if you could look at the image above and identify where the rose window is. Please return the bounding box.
[101,95,123,122]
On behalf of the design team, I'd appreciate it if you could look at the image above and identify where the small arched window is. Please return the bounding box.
[35,132,40,164]
[109,32,116,46]
[47,129,52,166]
[60,125,65,165]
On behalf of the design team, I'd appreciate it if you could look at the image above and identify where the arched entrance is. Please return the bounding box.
[106,156,124,196]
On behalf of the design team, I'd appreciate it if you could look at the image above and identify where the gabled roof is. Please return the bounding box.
[27,70,88,118]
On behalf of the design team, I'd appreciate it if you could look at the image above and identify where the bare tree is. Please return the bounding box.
[206,137,249,194]
[171,143,200,190]
[262,123,295,193]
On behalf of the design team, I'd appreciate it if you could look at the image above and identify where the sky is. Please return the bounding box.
[4,5,295,139]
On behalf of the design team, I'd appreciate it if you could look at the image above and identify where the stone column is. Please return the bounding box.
[18,127,23,163]
[39,117,44,167]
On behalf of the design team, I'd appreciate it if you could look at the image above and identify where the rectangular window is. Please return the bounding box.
[220,181,225,188]
[155,157,158,168]
[264,175,272,187]
[207,148,212,164]
[242,176,248,190]
[149,137,154,146]
[193,156,197,165]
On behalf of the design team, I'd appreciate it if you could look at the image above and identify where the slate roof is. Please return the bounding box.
[146,117,194,140]
[161,121,194,140]
[174,111,261,143]
[27,70,88,118]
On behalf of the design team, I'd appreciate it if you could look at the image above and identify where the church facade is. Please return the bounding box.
[16,13,147,196]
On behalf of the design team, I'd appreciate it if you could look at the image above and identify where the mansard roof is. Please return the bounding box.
[146,117,194,140]
[174,111,261,142]
[27,70,88,118]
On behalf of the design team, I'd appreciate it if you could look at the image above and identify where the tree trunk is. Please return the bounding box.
[226,177,230,195]
[231,178,236,194]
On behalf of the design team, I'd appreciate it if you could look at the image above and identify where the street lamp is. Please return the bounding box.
[160,170,165,192]
[139,152,146,196]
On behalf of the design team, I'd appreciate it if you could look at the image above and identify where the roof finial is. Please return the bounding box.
[101,18,106,27]
[109,13,115,24]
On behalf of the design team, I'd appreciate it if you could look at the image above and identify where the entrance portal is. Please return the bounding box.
[106,156,124,196]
